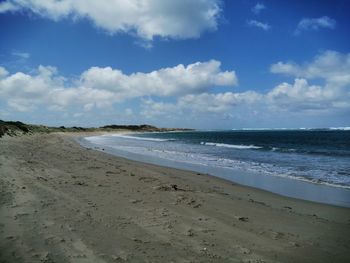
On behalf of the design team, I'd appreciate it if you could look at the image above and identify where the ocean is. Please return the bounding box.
[80,129,350,206]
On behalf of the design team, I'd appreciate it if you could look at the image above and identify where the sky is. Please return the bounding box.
[0,0,349,129]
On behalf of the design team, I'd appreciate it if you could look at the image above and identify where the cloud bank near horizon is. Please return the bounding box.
[0,60,237,112]
[1,50,349,127]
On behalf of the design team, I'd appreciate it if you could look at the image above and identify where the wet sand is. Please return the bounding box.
[0,133,350,262]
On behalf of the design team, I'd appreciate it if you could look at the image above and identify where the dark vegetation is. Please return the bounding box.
[0,120,191,138]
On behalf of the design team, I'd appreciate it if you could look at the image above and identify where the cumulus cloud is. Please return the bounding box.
[0,1,20,12]
[0,60,236,112]
[1,51,349,126]
[295,16,336,34]
[178,92,260,113]
[0,67,9,78]
[80,60,237,98]
[266,78,348,111]
[269,50,350,111]
[252,3,265,15]
[0,0,222,40]
[270,50,350,86]
[247,20,270,31]
[143,50,350,119]
[0,65,117,112]
[141,91,261,118]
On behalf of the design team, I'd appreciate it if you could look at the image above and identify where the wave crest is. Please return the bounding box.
[109,134,174,142]
[201,142,262,149]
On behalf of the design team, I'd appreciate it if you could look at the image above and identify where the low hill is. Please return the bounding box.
[0,120,192,138]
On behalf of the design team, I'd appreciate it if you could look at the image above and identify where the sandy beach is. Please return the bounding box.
[1,133,350,263]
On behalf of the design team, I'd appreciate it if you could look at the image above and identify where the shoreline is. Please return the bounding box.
[1,133,350,262]
[79,133,350,208]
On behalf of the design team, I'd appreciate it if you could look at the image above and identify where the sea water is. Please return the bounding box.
[80,129,350,207]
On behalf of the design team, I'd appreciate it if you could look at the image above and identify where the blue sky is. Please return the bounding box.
[0,0,349,129]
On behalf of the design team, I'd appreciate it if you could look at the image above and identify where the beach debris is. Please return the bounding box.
[187,198,196,205]
[129,199,142,204]
[138,176,158,183]
[112,253,128,261]
[67,225,76,232]
[111,255,121,261]
[159,208,169,217]
[249,198,268,206]
[88,166,101,169]
[187,198,202,208]
[36,176,48,181]
[233,245,252,255]
[201,228,216,234]
[32,251,52,262]
[234,216,249,222]
[74,181,88,186]
[289,241,300,247]
[186,228,194,237]
[154,184,172,191]
[193,203,202,208]
[154,183,187,191]
[132,237,143,243]
[271,231,284,240]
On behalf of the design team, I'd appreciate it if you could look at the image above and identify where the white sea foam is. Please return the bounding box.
[109,134,174,142]
[232,127,350,131]
[201,142,262,149]
[82,132,350,191]
[84,140,350,190]
[81,135,350,190]
[329,127,350,131]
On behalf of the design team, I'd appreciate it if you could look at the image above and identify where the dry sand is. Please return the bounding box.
[0,133,349,263]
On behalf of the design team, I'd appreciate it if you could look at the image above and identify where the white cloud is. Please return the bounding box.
[270,50,350,86]
[141,91,261,118]
[247,20,270,31]
[269,50,350,111]
[266,78,348,111]
[0,60,236,112]
[0,0,222,40]
[0,65,117,112]
[0,1,20,12]
[1,51,349,127]
[178,92,260,113]
[141,98,178,118]
[143,51,350,119]
[0,67,9,78]
[12,51,30,59]
[79,60,237,98]
[295,16,336,34]
[252,3,265,15]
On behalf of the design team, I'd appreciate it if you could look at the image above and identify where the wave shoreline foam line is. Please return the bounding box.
[201,142,262,149]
